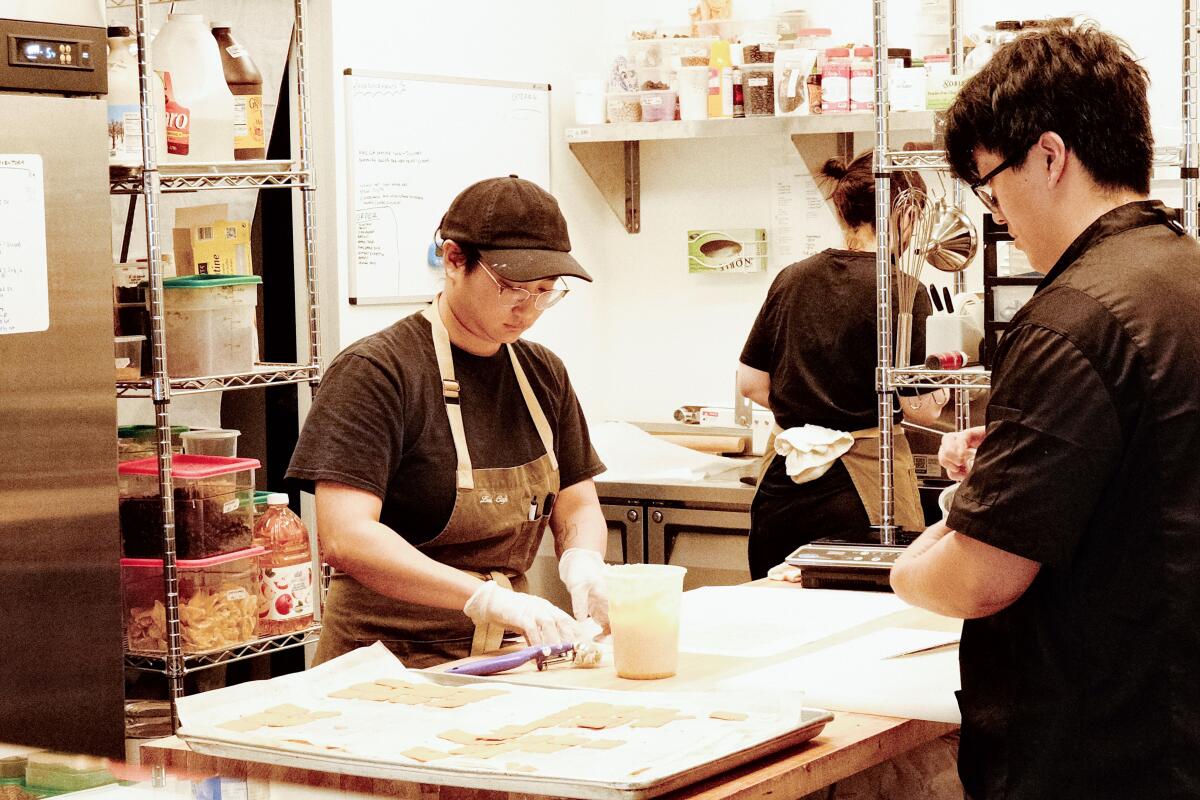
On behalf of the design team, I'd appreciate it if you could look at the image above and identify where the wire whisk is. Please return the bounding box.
[891,188,939,368]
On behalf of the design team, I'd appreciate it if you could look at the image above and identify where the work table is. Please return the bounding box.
[140,583,961,799]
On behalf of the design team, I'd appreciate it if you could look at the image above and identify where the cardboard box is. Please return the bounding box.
[173,204,252,276]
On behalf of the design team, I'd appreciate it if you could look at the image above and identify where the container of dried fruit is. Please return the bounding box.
[664,36,717,68]
[742,64,776,116]
[122,545,264,654]
[638,89,676,122]
[118,455,259,559]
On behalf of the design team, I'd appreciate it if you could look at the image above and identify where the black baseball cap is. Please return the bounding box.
[437,176,592,283]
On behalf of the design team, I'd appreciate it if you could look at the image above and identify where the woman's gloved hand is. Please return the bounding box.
[557,548,610,630]
[463,580,580,647]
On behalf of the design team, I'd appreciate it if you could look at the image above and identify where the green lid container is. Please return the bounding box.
[24,753,114,794]
[163,274,262,289]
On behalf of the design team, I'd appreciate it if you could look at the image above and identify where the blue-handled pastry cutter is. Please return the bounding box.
[446,641,602,676]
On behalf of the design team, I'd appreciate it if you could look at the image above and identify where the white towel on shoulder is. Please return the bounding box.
[775,424,854,484]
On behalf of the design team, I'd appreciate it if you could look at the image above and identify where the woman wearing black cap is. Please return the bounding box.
[738,153,946,578]
[287,176,609,668]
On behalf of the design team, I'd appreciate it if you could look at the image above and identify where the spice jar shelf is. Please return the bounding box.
[568,112,938,233]
[116,364,321,398]
[109,160,312,193]
[124,624,323,674]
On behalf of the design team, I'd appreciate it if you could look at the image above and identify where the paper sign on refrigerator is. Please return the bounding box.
[0,154,48,335]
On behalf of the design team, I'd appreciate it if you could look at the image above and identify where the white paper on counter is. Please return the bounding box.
[590,421,747,482]
[678,586,909,658]
[718,626,963,723]
[177,643,810,790]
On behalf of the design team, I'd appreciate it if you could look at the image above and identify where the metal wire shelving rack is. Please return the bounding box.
[871,0,1200,543]
[114,0,324,713]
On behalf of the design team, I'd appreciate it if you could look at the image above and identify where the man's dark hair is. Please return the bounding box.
[819,151,925,230]
[945,24,1153,194]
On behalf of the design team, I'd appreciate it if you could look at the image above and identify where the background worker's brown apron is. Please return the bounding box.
[313,303,561,669]
[758,425,924,534]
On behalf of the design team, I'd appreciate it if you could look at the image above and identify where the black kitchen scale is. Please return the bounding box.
[785,532,917,592]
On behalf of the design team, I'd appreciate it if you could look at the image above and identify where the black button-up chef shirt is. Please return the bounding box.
[946,201,1200,799]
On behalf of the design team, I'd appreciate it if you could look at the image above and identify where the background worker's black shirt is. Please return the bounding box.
[947,202,1200,799]
[739,248,931,432]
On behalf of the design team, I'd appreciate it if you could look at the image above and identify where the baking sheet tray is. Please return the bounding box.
[177,644,833,800]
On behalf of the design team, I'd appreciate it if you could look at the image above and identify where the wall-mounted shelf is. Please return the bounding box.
[116,364,321,398]
[567,112,938,233]
[110,160,312,194]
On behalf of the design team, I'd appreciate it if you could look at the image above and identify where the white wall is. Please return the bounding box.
[310,0,1189,427]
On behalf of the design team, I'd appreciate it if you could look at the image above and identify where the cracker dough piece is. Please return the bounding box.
[219,715,268,732]
[386,696,424,705]
[466,688,509,700]
[581,739,625,750]
[267,703,311,717]
[566,702,616,717]
[550,735,592,747]
[429,699,468,709]
[438,729,483,745]
[411,684,456,699]
[574,718,611,730]
[506,763,538,773]
[709,710,748,721]
[489,724,538,738]
[629,766,650,777]
[401,747,451,763]
[327,688,365,700]
[374,678,415,689]
[310,710,341,720]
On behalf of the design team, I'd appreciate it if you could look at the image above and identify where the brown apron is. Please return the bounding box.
[757,424,924,534]
[313,301,561,669]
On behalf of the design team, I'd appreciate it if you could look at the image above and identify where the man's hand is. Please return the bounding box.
[463,581,580,646]
[557,548,610,630]
[939,425,986,481]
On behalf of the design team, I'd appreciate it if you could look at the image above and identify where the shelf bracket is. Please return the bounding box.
[569,140,640,233]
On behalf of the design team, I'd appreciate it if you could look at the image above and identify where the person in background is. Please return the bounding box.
[287,177,610,669]
[737,152,947,579]
[890,24,1200,799]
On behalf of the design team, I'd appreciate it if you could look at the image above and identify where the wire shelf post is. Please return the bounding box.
[1185,0,1199,237]
[873,0,896,545]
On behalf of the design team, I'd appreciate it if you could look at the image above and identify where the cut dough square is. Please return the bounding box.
[401,747,450,763]
[709,710,749,721]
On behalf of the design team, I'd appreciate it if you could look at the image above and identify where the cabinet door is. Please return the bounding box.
[647,507,751,591]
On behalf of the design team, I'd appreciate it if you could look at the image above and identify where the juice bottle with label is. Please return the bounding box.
[253,493,315,635]
[211,22,265,160]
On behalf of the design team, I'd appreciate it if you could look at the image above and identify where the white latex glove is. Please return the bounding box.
[557,548,610,630]
[938,425,986,481]
[463,580,580,647]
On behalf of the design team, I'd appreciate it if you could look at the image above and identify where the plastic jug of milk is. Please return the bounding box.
[150,14,235,163]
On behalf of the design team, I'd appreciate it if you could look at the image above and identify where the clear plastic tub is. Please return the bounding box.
[121,546,264,654]
[118,454,260,558]
[24,753,114,793]
[162,274,261,377]
[114,335,144,380]
[639,89,676,122]
[605,564,687,679]
[627,38,664,70]
[665,36,717,67]
[606,91,643,123]
[180,428,240,457]
[116,424,189,462]
[675,65,710,120]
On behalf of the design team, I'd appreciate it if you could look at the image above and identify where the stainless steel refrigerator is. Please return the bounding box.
[0,2,124,757]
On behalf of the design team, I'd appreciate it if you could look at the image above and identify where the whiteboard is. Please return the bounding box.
[343,71,551,305]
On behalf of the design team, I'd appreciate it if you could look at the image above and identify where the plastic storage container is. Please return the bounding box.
[605,91,642,123]
[114,335,145,380]
[638,89,675,122]
[24,753,114,793]
[675,66,710,120]
[626,38,664,70]
[821,48,852,113]
[180,427,240,457]
[254,494,315,635]
[665,37,717,67]
[118,454,259,558]
[850,46,874,112]
[151,14,235,163]
[117,424,189,462]
[121,546,264,654]
[162,274,260,376]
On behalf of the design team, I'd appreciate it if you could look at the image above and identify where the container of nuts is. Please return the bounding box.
[743,64,776,117]
[606,91,643,123]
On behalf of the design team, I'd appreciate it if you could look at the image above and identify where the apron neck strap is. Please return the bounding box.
[422,299,558,490]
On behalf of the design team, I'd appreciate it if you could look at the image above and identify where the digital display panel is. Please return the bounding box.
[13,37,90,68]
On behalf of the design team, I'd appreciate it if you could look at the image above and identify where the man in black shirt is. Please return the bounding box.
[891,25,1200,799]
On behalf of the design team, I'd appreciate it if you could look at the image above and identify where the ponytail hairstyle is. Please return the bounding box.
[818,151,926,232]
